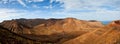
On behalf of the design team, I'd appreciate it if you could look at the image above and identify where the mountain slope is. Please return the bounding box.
[63,20,120,44]
[0,25,49,44]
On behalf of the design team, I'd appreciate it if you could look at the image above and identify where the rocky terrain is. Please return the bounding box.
[0,18,119,44]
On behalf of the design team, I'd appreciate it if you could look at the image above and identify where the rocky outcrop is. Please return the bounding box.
[108,20,120,28]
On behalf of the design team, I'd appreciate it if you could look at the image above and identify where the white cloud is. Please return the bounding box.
[52,9,120,21]
[17,0,27,7]
[76,10,120,21]
[50,0,120,21]
[59,0,83,10]
[50,0,55,3]
[43,5,53,9]
[32,5,40,8]
[0,8,27,18]
[0,8,49,22]
[0,0,120,21]
[55,0,120,11]
[33,0,44,2]
[25,0,44,2]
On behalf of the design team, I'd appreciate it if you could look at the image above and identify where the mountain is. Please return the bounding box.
[63,20,120,44]
[0,18,104,34]
[2,18,119,44]
[0,18,104,44]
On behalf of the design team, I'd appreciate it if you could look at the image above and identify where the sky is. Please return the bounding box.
[0,0,120,22]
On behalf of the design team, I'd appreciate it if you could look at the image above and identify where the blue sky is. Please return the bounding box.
[0,0,120,22]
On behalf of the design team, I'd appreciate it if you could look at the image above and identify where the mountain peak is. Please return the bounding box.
[64,17,78,23]
[65,17,77,20]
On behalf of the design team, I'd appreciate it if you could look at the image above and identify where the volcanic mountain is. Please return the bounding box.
[1,18,119,44]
